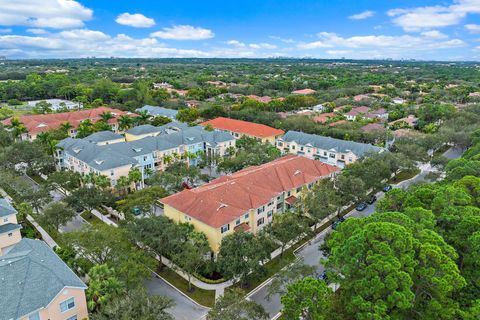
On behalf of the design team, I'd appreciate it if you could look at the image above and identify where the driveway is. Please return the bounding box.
[145,275,209,320]
[250,148,463,319]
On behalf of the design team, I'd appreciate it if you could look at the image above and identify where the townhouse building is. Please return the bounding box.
[277,131,385,168]
[56,125,235,187]
[200,117,284,144]
[136,105,178,120]
[160,155,339,252]
[0,198,88,320]
[1,107,136,141]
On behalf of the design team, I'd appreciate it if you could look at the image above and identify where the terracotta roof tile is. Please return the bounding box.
[200,117,284,138]
[2,107,136,135]
[161,155,339,228]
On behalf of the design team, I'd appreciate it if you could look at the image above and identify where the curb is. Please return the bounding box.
[149,267,211,310]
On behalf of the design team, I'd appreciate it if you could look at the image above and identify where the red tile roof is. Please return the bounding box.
[200,117,284,138]
[2,107,136,135]
[161,155,339,228]
[292,88,316,95]
[313,112,336,124]
[360,123,385,132]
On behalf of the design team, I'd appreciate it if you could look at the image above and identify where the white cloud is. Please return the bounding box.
[269,35,296,44]
[0,29,269,59]
[150,25,214,40]
[0,28,11,33]
[388,0,480,31]
[27,28,48,34]
[115,13,155,28]
[249,43,277,49]
[421,30,449,39]
[465,24,480,33]
[349,10,375,20]
[0,0,92,29]
[227,40,245,47]
[297,32,466,59]
[326,50,353,55]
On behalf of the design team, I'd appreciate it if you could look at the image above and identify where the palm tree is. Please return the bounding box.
[9,117,26,141]
[60,122,73,134]
[94,174,111,189]
[135,110,150,125]
[118,115,133,131]
[128,168,142,189]
[77,120,93,138]
[116,176,130,195]
[82,172,96,187]
[100,111,114,123]
[163,155,173,167]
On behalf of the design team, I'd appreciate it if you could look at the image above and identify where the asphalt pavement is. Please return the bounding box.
[145,275,209,320]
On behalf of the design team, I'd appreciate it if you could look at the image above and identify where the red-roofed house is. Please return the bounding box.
[161,155,339,252]
[313,112,336,124]
[291,88,317,95]
[345,106,370,121]
[2,107,137,141]
[360,123,385,133]
[200,117,284,144]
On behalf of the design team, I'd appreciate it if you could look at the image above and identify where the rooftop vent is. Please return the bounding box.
[94,160,104,165]
[217,203,228,211]
[294,170,301,175]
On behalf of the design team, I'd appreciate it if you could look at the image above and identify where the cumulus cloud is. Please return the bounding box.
[269,36,296,44]
[150,25,214,40]
[227,40,245,47]
[388,0,480,31]
[0,29,270,59]
[0,0,92,29]
[465,24,480,33]
[249,43,277,49]
[115,13,155,28]
[27,28,49,34]
[349,10,375,20]
[421,30,449,39]
[297,31,466,58]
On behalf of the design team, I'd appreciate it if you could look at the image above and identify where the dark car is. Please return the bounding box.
[331,217,345,230]
[367,195,377,204]
[383,185,393,192]
[356,202,368,211]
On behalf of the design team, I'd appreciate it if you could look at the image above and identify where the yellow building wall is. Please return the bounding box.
[163,204,224,252]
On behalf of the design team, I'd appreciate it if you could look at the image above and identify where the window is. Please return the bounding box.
[348,158,353,162]
[277,196,281,201]
[296,187,302,193]
[267,211,273,218]
[28,312,40,320]
[110,170,114,176]
[329,153,336,158]
[291,145,295,150]
[8,233,13,237]
[236,219,241,225]
[341,155,345,160]
[3,217,7,222]
[323,151,327,156]
[300,146,304,151]
[287,191,291,197]
[267,201,274,207]
[244,213,249,220]
[221,224,230,233]
[66,316,78,320]
[60,297,75,312]
[257,217,265,226]
[257,206,265,214]
[184,215,192,222]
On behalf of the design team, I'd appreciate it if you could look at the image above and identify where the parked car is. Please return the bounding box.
[367,195,377,204]
[132,207,142,216]
[332,217,345,230]
[383,184,393,192]
[356,202,368,211]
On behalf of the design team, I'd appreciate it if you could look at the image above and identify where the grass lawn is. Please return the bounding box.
[80,211,104,228]
[157,267,216,308]
[389,168,420,184]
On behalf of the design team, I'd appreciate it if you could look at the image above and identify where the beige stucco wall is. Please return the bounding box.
[0,230,22,256]
[20,287,88,320]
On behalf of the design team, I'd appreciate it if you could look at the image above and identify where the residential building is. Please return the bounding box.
[313,112,335,124]
[353,94,370,102]
[136,105,178,120]
[1,107,136,141]
[0,198,21,256]
[392,97,406,104]
[312,104,326,112]
[360,123,386,133]
[185,100,201,108]
[345,106,369,121]
[161,155,339,252]
[0,198,88,320]
[27,99,83,112]
[0,239,88,320]
[362,108,389,121]
[291,88,316,95]
[125,122,189,141]
[277,131,385,168]
[201,117,284,144]
[56,126,235,186]
[246,95,272,103]
[389,115,418,128]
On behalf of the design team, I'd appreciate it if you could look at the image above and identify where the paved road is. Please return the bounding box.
[145,275,209,320]
[250,147,463,319]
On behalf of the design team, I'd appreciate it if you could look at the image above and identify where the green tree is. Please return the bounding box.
[41,201,76,230]
[86,264,125,312]
[281,277,333,320]
[176,108,200,123]
[207,288,268,320]
[268,212,308,256]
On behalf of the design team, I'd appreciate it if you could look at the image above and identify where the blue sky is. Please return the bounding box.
[0,0,479,60]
